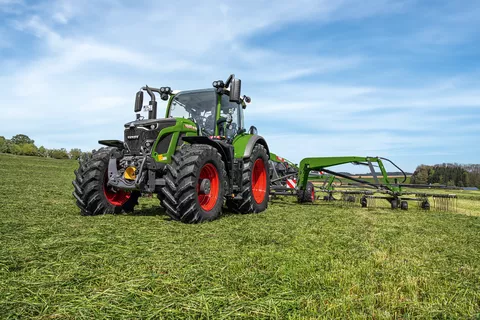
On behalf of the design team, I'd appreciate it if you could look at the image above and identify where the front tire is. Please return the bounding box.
[163,145,227,223]
[227,144,270,214]
[72,147,139,215]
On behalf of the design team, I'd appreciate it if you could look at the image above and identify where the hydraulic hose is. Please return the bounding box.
[379,157,407,183]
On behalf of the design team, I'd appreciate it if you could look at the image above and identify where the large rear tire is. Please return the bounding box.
[226,144,270,214]
[162,145,227,223]
[72,147,140,215]
[297,181,316,203]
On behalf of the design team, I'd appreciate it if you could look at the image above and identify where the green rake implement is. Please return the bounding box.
[270,155,457,211]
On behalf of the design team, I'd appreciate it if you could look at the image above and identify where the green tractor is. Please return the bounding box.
[73,75,270,223]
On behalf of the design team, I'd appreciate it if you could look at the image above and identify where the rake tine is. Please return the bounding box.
[432,194,458,212]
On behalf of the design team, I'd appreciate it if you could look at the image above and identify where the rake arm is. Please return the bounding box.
[298,156,402,193]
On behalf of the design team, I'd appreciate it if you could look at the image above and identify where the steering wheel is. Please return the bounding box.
[203,115,215,136]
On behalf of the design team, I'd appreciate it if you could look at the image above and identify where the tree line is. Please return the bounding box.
[0,134,91,160]
[410,163,480,188]
[2,134,480,189]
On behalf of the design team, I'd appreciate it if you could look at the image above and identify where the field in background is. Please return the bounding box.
[1,154,479,319]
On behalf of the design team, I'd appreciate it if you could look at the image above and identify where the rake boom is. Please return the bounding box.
[298,156,402,193]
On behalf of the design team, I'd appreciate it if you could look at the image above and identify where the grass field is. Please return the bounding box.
[1,153,480,319]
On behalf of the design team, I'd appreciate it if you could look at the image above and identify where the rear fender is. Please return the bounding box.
[182,136,234,175]
[232,134,269,159]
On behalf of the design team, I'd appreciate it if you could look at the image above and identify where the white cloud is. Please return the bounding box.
[0,0,479,170]
[0,0,22,8]
[51,0,76,24]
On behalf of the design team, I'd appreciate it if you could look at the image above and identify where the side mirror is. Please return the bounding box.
[134,91,143,112]
[229,78,241,103]
[249,125,258,135]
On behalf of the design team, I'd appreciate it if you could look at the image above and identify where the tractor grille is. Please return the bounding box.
[123,119,176,156]
[124,127,159,155]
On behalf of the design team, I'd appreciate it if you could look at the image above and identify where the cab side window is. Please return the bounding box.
[220,95,242,139]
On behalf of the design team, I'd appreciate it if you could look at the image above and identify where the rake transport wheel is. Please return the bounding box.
[297,181,316,203]
[163,145,227,223]
[390,199,398,210]
[72,147,140,215]
[421,200,431,210]
[360,196,368,208]
[346,195,356,203]
[226,144,270,214]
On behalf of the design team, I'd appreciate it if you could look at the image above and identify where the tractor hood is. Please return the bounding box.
[124,118,176,129]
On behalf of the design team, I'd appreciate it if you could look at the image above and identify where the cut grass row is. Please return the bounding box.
[0,154,479,319]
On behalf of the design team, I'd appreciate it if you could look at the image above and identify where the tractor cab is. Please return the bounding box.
[133,74,249,143]
[166,89,245,140]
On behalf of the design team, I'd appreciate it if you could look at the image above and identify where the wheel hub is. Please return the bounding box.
[198,179,211,195]
[197,163,219,211]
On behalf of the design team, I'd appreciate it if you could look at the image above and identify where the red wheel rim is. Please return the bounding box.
[197,163,219,211]
[311,188,315,201]
[252,158,267,204]
[103,173,131,206]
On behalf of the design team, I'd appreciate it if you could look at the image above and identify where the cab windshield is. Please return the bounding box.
[168,89,217,136]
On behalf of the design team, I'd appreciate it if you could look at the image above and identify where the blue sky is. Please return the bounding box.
[1,0,479,172]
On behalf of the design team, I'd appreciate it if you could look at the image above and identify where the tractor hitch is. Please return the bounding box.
[107,156,143,190]
[107,152,165,193]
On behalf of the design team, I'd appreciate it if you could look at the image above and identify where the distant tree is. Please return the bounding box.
[11,134,34,145]
[0,136,7,153]
[9,144,22,155]
[438,175,444,185]
[411,163,471,187]
[411,165,430,184]
[19,143,38,156]
[4,139,15,154]
[38,146,47,157]
[50,148,69,159]
[427,168,435,184]
[69,148,82,160]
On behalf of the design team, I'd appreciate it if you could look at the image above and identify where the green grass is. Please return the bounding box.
[1,153,480,319]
